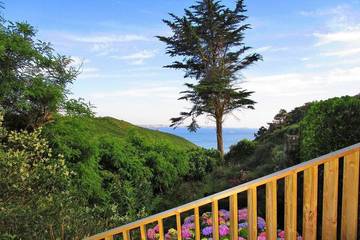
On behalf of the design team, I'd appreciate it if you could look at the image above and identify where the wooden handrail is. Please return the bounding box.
[86,143,360,240]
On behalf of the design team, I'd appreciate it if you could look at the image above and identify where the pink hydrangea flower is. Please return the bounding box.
[278,230,285,239]
[147,228,156,240]
[219,224,229,236]
[257,231,266,240]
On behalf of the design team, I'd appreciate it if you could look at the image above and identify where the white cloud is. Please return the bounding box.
[65,33,149,44]
[45,31,151,57]
[255,46,288,53]
[314,29,360,45]
[112,50,157,65]
[244,66,360,97]
[321,47,360,57]
[91,86,178,99]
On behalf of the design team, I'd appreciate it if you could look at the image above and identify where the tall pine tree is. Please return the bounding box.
[158,0,262,158]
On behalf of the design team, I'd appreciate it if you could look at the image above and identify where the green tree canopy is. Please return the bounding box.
[0,18,78,130]
[158,0,262,158]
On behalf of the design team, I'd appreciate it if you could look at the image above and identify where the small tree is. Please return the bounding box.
[0,18,78,130]
[158,0,262,158]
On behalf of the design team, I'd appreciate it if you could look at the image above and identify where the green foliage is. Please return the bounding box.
[186,148,219,181]
[0,113,73,239]
[300,96,360,161]
[0,19,78,130]
[225,139,256,164]
[62,98,95,117]
[41,115,220,232]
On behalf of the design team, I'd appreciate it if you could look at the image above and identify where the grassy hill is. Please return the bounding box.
[92,117,195,149]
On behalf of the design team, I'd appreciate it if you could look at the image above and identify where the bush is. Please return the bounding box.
[300,96,360,161]
[225,139,256,164]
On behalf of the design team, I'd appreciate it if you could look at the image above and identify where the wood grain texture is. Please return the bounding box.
[302,166,318,240]
[285,174,297,240]
[266,181,277,240]
[247,187,257,240]
[212,200,219,240]
[322,158,339,240]
[229,193,238,240]
[341,151,359,240]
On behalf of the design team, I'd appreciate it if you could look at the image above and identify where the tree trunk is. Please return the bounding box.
[215,116,224,160]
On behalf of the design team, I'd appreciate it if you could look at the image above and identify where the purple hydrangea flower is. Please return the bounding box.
[239,222,248,229]
[182,222,195,230]
[202,226,213,236]
[257,217,266,230]
[184,215,194,224]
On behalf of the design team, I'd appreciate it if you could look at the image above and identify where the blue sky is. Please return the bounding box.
[3,0,360,128]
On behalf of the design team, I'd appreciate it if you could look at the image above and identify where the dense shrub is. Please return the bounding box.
[300,96,360,161]
[225,139,256,164]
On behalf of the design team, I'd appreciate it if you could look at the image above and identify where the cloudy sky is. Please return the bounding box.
[4,0,360,128]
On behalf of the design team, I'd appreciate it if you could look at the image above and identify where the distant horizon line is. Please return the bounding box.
[140,124,259,130]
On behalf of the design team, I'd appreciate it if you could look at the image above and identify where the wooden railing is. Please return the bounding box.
[86,143,360,240]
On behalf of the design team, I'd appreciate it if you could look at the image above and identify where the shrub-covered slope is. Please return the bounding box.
[39,115,219,236]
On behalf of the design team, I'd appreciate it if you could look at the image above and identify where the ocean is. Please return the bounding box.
[157,127,257,151]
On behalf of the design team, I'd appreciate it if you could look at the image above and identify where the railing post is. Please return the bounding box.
[140,225,146,240]
[158,219,164,240]
[229,193,238,240]
[123,230,130,240]
[302,166,318,240]
[176,212,182,240]
[212,200,219,240]
[266,181,277,240]
[285,174,297,240]
[247,187,257,240]
[341,151,359,239]
[322,158,339,240]
[194,207,201,240]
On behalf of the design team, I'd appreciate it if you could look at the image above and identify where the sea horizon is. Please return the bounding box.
[146,126,257,151]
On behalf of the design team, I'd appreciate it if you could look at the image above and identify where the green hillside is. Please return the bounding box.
[68,116,195,149]
[35,115,219,237]
[95,117,195,148]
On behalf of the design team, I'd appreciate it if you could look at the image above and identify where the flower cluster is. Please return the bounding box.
[147,208,302,240]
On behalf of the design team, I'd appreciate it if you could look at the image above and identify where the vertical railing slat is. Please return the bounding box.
[176,212,182,240]
[194,207,201,240]
[158,219,164,240]
[266,181,277,240]
[285,174,297,240]
[229,193,238,240]
[123,230,130,240]
[212,200,219,240]
[247,187,257,240]
[341,151,360,239]
[302,166,318,240]
[322,158,339,240]
[140,225,146,240]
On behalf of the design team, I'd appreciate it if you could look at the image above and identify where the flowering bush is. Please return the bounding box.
[147,208,302,240]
